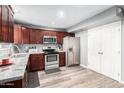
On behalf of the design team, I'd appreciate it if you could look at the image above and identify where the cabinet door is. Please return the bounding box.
[2,6,9,42]
[8,10,14,43]
[40,31,44,44]
[57,32,63,44]
[14,25,22,44]
[30,29,42,44]
[30,54,44,71]
[42,30,50,36]
[0,6,2,41]
[49,31,56,36]
[88,28,102,73]
[36,30,42,44]
[67,33,75,37]
[59,52,65,67]
[21,27,30,44]
[30,30,36,44]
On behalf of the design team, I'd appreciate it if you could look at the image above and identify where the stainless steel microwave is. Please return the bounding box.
[43,36,57,44]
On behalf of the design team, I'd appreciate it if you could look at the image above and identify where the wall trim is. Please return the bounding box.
[80,64,88,68]
[80,64,124,84]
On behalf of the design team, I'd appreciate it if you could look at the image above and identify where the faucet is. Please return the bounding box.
[9,44,21,55]
[12,45,21,53]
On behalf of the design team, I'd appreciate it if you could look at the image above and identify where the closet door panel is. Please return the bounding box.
[101,27,114,78]
[88,28,102,73]
[101,21,121,81]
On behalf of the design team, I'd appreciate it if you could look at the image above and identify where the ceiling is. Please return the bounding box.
[13,5,113,29]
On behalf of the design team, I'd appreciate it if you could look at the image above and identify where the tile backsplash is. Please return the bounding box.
[0,43,12,59]
[0,43,63,59]
[16,44,63,52]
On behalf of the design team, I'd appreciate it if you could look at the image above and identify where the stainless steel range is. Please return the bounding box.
[43,49,59,70]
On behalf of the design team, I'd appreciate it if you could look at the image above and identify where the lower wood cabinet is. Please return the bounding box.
[59,52,66,67]
[30,54,45,71]
[0,71,28,88]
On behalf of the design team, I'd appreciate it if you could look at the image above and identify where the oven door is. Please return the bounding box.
[45,54,59,65]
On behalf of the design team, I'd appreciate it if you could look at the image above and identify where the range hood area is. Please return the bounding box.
[68,6,124,32]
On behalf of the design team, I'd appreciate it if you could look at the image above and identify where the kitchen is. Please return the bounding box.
[1,5,124,88]
[0,5,80,88]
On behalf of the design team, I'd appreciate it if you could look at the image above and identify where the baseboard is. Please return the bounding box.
[118,80,124,84]
[80,64,88,68]
[80,64,124,84]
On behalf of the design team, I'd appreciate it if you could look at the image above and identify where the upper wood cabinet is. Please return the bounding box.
[8,7,14,43]
[14,24,75,44]
[21,27,30,44]
[14,25,30,44]
[56,32,63,44]
[30,29,42,44]
[56,32,74,44]
[0,5,14,43]
[14,24,22,44]
[0,6,2,41]
[2,6,9,42]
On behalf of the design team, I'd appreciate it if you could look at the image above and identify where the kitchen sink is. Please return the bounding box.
[12,53,28,58]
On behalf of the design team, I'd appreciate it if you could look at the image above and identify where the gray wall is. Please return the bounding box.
[75,31,88,66]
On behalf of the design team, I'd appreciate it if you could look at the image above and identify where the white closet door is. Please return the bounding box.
[101,21,121,81]
[88,28,102,73]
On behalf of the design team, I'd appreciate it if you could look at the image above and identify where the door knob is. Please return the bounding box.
[98,52,103,55]
[98,52,101,54]
[101,52,103,55]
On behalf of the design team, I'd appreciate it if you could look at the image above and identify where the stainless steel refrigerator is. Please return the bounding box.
[63,37,80,66]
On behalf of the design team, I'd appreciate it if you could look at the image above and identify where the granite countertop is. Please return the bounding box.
[0,50,65,84]
[0,53,29,84]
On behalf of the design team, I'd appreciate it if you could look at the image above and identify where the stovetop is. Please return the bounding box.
[43,49,59,55]
[44,51,59,55]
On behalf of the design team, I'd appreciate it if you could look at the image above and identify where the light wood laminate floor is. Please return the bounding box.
[28,66,124,88]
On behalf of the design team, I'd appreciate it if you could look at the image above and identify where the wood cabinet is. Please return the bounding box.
[59,52,66,67]
[2,6,9,42]
[0,5,14,43]
[14,24,75,44]
[30,54,45,71]
[0,70,28,88]
[14,24,22,44]
[0,6,2,41]
[30,29,42,44]
[21,26,30,44]
[14,25,30,44]
[57,32,74,44]
[56,32,63,44]
[8,8,14,43]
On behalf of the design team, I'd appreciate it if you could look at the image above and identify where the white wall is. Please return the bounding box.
[75,31,88,66]
[121,19,124,82]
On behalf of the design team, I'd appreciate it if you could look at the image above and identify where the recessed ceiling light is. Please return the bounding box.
[57,10,65,18]
[51,22,55,25]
